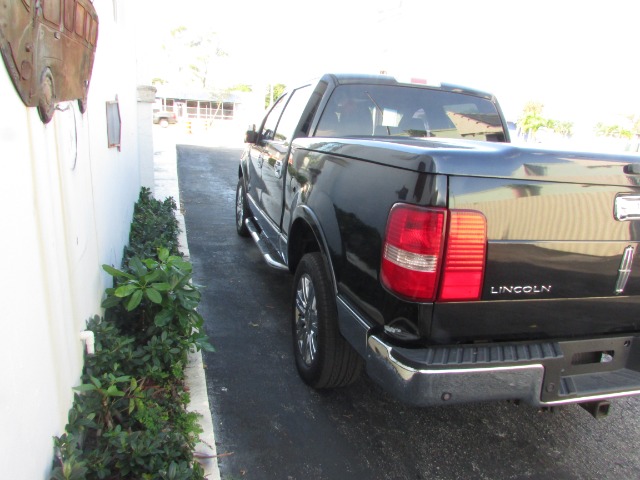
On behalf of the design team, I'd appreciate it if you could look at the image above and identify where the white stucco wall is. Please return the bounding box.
[0,2,141,478]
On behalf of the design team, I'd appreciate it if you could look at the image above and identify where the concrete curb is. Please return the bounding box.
[153,139,220,480]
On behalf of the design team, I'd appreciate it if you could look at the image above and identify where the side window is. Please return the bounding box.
[88,16,98,45]
[75,2,85,36]
[315,86,373,137]
[43,0,62,25]
[64,0,75,31]
[272,85,313,143]
[261,94,288,141]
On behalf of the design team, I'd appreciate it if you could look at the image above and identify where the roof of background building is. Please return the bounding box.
[154,85,247,103]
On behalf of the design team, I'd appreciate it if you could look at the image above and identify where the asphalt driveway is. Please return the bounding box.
[177,144,640,480]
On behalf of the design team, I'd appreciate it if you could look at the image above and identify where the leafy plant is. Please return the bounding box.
[51,188,211,479]
[51,434,87,480]
[102,247,213,357]
[73,373,133,430]
[124,187,181,263]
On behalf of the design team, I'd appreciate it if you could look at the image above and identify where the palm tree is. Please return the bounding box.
[595,122,633,139]
[517,102,547,142]
[552,121,574,139]
[517,102,573,142]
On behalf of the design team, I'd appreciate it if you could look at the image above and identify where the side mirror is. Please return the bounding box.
[244,124,258,144]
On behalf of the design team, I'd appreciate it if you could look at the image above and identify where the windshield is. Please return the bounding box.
[315,84,506,142]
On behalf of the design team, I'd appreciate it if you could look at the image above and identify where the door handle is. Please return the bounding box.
[274,160,283,178]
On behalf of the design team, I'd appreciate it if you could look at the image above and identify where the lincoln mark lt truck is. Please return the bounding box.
[236,73,640,417]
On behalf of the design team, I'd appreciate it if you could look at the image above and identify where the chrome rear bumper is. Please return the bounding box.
[337,296,640,407]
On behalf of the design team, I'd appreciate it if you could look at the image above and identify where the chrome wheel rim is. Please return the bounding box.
[236,184,244,229]
[295,273,319,367]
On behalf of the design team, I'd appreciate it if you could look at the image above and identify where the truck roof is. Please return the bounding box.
[322,73,495,101]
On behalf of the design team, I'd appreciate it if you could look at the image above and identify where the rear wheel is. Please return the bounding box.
[78,97,88,114]
[37,68,55,123]
[292,252,363,388]
[235,178,250,237]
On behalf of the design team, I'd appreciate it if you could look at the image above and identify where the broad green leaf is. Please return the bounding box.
[106,385,125,397]
[143,258,159,269]
[89,376,102,389]
[151,282,171,292]
[154,308,173,327]
[168,462,177,479]
[126,289,143,311]
[73,383,97,392]
[173,274,193,290]
[158,247,169,262]
[180,288,200,298]
[102,264,136,280]
[173,260,192,272]
[130,257,148,277]
[115,283,139,298]
[177,291,199,309]
[189,311,204,328]
[145,288,162,304]
[176,311,189,328]
[198,339,216,352]
[101,295,121,309]
[144,269,161,284]
[129,398,135,414]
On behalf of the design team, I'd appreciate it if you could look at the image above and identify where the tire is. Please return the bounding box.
[159,118,169,128]
[292,252,363,389]
[235,178,250,237]
[37,68,55,124]
[78,97,87,114]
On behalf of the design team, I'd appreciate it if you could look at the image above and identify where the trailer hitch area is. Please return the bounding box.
[579,400,611,419]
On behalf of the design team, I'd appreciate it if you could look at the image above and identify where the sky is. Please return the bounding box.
[134,0,640,125]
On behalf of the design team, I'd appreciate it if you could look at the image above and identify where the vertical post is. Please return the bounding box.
[137,85,157,194]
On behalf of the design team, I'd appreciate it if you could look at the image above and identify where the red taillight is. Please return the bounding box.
[381,205,446,301]
[438,210,487,301]
[381,205,486,302]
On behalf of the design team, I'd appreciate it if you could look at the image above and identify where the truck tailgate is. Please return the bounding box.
[433,144,640,343]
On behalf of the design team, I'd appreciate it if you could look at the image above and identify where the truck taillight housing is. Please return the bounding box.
[438,210,487,301]
[381,205,486,302]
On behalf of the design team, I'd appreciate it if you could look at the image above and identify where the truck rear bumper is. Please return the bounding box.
[337,297,640,407]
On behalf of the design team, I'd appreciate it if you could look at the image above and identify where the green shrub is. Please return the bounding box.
[124,187,181,263]
[51,189,211,479]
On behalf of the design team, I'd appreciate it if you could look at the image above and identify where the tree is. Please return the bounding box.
[233,84,253,93]
[517,102,548,142]
[625,114,640,137]
[157,27,228,94]
[551,120,574,138]
[517,102,573,142]
[594,122,633,139]
[265,84,286,109]
[186,32,228,91]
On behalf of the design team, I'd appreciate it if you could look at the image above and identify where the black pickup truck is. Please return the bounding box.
[236,73,640,417]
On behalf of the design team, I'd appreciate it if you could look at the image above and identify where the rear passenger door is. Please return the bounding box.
[259,85,314,233]
[246,93,289,228]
